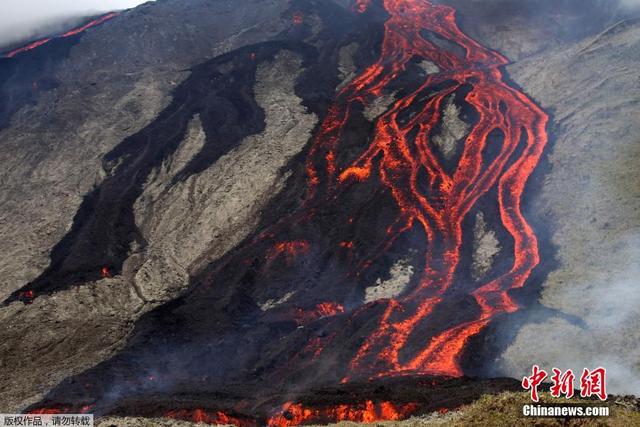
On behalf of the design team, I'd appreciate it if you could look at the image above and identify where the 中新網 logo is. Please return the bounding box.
[522,365,607,402]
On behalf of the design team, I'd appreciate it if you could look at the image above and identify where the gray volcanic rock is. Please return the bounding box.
[0,0,293,300]
[0,0,296,411]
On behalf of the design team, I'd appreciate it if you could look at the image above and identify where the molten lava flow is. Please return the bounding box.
[5,39,51,58]
[294,302,345,325]
[267,401,419,426]
[166,409,255,427]
[60,13,119,38]
[4,13,118,58]
[292,11,305,26]
[29,405,92,415]
[354,0,374,13]
[100,266,111,278]
[265,240,311,266]
[321,0,549,379]
[29,408,65,415]
[17,290,35,304]
[275,0,548,380]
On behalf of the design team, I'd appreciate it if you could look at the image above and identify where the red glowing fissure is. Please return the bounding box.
[4,12,119,58]
[272,0,548,381]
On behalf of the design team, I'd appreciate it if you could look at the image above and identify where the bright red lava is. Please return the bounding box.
[299,0,547,382]
[4,12,119,58]
[100,266,112,278]
[266,240,311,266]
[164,401,418,427]
[294,302,345,325]
[29,405,93,415]
[267,401,419,426]
[292,11,305,26]
[166,409,255,427]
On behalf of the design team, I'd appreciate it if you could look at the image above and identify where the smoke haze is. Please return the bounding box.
[498,234,640,394]
[619,0,640,7]
[0,0,150,48]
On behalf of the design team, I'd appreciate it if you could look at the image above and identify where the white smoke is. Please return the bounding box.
[618,0,640,8]
[0,0,151,49]
[499,232,640,395]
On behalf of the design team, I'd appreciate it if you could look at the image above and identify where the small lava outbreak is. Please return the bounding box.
[3,12,118,58]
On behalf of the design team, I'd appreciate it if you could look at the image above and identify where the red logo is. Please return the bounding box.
[580,367,607,401]
[522,366,607,402]
[522,365,547,402]
[550,368,575,398]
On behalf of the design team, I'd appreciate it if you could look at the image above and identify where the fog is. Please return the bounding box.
[620,0,640,7]
[498,234,640,395]
[0,0,151,48]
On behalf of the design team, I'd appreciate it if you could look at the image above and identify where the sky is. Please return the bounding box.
[0,0,150,48]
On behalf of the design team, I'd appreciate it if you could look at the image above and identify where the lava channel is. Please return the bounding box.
[3,12,119,58]
[273,0,549,380]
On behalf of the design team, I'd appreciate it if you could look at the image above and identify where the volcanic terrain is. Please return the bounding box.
[0,0,639,425]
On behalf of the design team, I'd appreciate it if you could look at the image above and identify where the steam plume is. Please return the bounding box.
[0,0,150,49]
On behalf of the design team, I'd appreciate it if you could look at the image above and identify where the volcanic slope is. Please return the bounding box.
[0,0,638,423]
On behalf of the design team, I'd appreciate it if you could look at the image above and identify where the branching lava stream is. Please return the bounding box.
[169,0,548,422]
[300,0,548,380]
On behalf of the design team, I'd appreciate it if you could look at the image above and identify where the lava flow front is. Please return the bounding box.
[267,401,420,426]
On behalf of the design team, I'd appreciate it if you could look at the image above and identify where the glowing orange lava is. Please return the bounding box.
[100,266,111,278]
[292,11,305,26]
[166,409,254,427]
[18,290,34,299]
[28,405,92,415]
[302,0,548,379]
[26,2,548,423]
[266,240,311,266]
[354,0,374,13]
[60,13,119,38]
[294,302,345,325]
[4,13,119,58]
[28,408,64,415]
[267,401,419,426]
[5,39,51,58]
